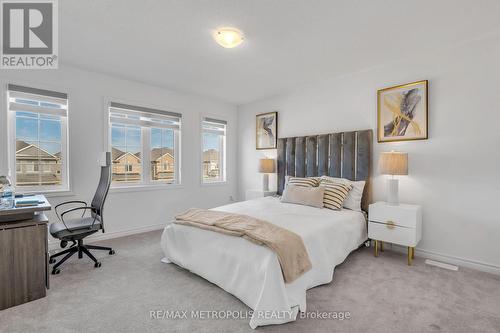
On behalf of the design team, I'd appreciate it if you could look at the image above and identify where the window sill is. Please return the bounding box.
[16,189,74,198]
[109,183,184,194]
[200,181,228,187]
[44,190,74,198]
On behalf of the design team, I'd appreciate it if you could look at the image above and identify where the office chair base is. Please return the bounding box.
[49,239,115,274]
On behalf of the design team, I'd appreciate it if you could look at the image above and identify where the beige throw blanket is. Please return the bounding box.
[174,208,312,283]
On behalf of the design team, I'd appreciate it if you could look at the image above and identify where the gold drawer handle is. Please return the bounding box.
[386,221,396,229]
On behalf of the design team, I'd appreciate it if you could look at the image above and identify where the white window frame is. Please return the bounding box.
[106,100,182,189]
[6,84,70,193]
[201,116,227,184]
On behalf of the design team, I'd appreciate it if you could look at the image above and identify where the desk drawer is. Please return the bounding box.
[368,221,418,247]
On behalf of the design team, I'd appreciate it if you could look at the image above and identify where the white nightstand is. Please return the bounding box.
[245,190,276,201]
[368,202,422,265]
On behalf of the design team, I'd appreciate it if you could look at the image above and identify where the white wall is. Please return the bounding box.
[238,34,500,273]
[0,64,238,246]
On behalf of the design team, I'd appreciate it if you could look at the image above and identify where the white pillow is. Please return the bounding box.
[281,185,325,208]
[320,176,365,211]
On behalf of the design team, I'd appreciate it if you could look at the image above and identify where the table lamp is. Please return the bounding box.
[379,151,408,205]
[258,158,276,192]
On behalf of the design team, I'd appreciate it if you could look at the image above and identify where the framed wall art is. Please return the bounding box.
[256,111,278,149]
[377,80,428,142]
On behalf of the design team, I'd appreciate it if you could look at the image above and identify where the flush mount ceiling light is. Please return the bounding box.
[214,28,244,48]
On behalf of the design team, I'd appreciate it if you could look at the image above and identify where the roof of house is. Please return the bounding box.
[112,147,125,160]
[16,140,60,160]
[16,140,30,151]
[112,147,142,162]
[112,147,143,159]
[150,147,174,161]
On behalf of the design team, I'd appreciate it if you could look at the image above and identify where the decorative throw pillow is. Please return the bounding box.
[319,180,352,210]
[281,185,325,208]
[320,176,365,212]
[286,176,319,188]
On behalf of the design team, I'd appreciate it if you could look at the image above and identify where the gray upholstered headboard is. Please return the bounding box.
[277,129,373,212]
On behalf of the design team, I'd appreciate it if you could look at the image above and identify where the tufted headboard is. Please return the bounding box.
[276,129,373,212]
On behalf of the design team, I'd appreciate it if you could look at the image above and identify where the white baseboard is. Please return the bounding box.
[390,244,500,275]
[48,223,166,251]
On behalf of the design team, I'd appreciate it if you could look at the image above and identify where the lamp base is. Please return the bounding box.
[387,178,399,205]
[262,174,269,192]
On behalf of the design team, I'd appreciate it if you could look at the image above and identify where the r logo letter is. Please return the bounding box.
[28,9,48,48]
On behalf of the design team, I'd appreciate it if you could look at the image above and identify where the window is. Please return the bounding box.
[201,117,226,183]
[108,102,181,186]
[7,84,69,192]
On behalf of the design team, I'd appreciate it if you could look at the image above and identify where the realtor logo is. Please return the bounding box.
[1,0,58,69]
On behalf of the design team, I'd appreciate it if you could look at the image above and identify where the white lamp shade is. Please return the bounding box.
[379,152,408,176]
[258,159,276,173]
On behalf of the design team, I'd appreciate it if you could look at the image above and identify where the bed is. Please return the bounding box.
[161,129,372,328]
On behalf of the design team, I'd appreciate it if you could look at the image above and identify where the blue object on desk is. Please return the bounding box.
[15,194,36,198]
[15,199,44,207]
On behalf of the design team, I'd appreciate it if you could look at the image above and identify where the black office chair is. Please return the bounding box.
[49,152,115,274]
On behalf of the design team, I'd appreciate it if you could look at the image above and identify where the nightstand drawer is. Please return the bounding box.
[369,203,422,228]
[368,221,419,247]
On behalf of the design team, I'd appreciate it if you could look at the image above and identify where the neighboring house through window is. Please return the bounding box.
[7,84,69,192]
[201,117,226,183]
[108,102,181,186]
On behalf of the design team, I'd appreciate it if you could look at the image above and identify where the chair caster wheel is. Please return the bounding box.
[60,240,68,248]
[52,268,60,275]
[49,258,56,264]
[109,250,115,255]
[94,262,101,268]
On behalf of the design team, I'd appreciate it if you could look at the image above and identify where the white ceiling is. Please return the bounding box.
[60,0,500,105]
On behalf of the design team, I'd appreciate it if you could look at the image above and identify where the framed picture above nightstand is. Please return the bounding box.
[368,202,422,265]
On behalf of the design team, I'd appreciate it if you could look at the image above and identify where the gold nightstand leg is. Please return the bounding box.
[374,240,379,257]
[380,241,384,252]
[407,247,413,265]
[411,247,415,259]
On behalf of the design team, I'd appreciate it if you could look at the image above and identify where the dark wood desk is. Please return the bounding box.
[0,195,51,310]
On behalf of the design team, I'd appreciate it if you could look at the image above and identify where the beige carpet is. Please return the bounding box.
[1,230,499,333]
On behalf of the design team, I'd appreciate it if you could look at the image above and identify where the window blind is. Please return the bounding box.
[8,84,68,117]
[109,102,181,130]
[202,117,226,135]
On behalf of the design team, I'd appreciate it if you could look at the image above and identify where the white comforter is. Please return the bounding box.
[161,197,367,328]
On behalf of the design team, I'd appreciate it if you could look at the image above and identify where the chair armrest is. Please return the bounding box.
[54,200,87,221]
[60,206,98,231]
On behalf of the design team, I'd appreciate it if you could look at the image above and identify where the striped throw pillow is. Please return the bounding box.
[320,181,352,210]
[287,177,319,188]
